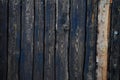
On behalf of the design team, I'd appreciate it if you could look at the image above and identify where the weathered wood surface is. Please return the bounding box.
[69,0,86,80]
[97,0,111,80]
[44,0,55,80]
[0,0,8,80]
[1,0,120,80]
[108,0,120,80]
[55,0,69,80]
[33,0,44,80]
[84,0,98,80]
[7,0,21,80]
[20,0,34,80]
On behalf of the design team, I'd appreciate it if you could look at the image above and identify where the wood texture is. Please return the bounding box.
[84,0,98,80]
[20,0,34,80]
[44,0,55,80]
[69,0,86,80]
[33,0,44,80]
[97,0,111,80]
[0,0,8,80]
[7,0,21,80]
[109,0,120,80]
[0,0,118,80]
[55,0,69,80]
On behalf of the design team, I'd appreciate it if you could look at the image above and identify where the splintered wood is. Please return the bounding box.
[97,0,112,80]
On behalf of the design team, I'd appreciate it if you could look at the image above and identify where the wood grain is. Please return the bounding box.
[108,0,120,80]
[84,0,98,80]
[0,0,118,80]
[97,0,111,80]
[8,0,21,80]
[33,0,44,80]
[44,0,55,80]
[20,0,34,80]
[0,0,8,80]
[69,0,86,80]
[55,0,69,80]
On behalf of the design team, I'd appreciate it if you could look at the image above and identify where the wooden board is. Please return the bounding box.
[44,0,55,80]
[55,0,69,80]
[97,0,111,80]
[108,0,120,80]
[33,0,44,80]
[0,0,119,80]
[84,0,98,80]
[7,0,21,80]
[69,0,86,80]
[20,0,34,80]
[0,0,8,80]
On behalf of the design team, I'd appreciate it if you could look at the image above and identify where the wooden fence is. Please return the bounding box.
[0,0,120,80]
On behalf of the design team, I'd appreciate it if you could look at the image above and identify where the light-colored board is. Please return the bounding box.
[97,0,111,80]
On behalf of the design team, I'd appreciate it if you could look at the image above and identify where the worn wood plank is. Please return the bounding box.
[7,0,21,80]
[0,0,8,80]
[33,0,44,80]
[84,0,98,80]
[55,0,69,80]
[44,0,55,80]
[97,0,111,80]
[20,0,34,80]
[69,0,86,80]
[108,0,120,80]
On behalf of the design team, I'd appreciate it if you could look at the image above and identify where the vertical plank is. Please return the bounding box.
[33,0,44,80]
[0,0,8,80]
[55,0,69,80]
[69,0,86,80]
[20,0,34,80]
[96,0,111,80]
[7,0,21,80]
[109,0,120,80]
[44,0,55,80]
[84,0,98,80]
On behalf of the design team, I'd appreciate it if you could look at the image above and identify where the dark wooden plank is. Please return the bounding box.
[84,0,97,80]
[0,0,8,80]
[7,0,21,80]
[33,0,44,80]
[20,0,34,80]
[109,0,120,80]
[44,0,55,80]
[69,0,86,80]
[55,0,69,80]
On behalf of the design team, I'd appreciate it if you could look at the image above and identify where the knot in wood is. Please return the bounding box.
[63,24,69,31]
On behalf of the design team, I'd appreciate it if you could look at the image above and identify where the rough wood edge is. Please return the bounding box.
[97,0,112,80]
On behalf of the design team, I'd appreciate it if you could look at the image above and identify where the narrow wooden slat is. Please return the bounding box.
[55,0,69,80]
[7,0,21,80]
[84,0,97,80]
[96,0,111,80]
[0,0,8,80]
[20,0,34,80]
[44,0,55,80]
[33,0,44,80]
[69,0,86,80]
[109,0,120,80]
